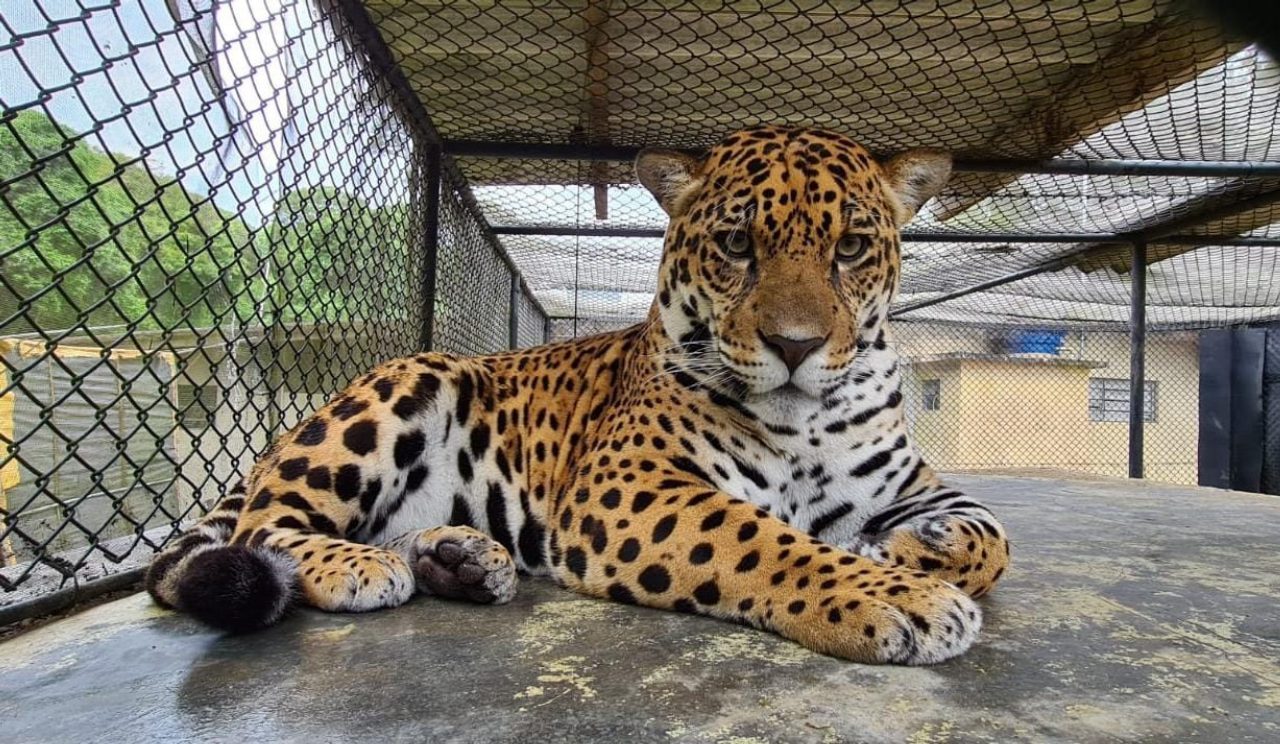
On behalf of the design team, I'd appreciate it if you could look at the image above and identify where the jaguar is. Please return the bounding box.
[147,125,1009,664]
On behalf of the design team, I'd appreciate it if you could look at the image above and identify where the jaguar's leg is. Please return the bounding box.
[551,482,981,665]
[252,528,417,611]
[159,512,417,633]
[149,353,466,631]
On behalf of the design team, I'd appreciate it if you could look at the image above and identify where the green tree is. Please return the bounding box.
[262,186,413,326]
[1,109,413,339]
[0,109,256,335]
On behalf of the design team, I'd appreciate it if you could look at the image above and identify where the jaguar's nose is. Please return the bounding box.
[760,332,826,374]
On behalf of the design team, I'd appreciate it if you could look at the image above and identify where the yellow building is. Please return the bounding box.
[895,325,1200,485]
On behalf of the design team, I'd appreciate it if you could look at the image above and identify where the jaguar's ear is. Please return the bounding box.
[636,148,703,217]
[882,149,952,226]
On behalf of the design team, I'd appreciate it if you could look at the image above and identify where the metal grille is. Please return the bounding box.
[514,284,551,349]
[550,317,642,343]
[393,3,1280,336]
[434,178,514,355]
[363,0,1270,158]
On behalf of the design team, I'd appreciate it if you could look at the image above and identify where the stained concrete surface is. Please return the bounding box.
[2,473,1279,743]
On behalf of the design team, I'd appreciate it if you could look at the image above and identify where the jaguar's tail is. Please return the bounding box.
[145,484,297,632]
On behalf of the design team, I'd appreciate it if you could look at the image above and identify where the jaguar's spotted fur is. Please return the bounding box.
[147,125,1009,664]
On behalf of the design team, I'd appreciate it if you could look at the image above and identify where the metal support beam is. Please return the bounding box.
[445,140,651,162]
[1139,190,1280,242]
[891,258,1078,316]
[489,225,1280,246]
[490,226,1121,242]
[489,217,1280,320]
[334,0,553,340]
[335,0,443,145]
[1160,236,1280,246]
[890,189,1280,317]
[1128,240,1148,479]
[933,17,1243,221]
[493,226,664,239]
[420,144,441,351]
[508,273,520,349]
[443,140,1280,178]
[0,566,143,627]
[1075,189,1280,273]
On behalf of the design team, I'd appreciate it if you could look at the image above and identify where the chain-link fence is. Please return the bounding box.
[0,0,546,616]
[2,0,1279,620]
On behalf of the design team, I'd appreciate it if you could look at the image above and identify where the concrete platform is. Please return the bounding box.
[3,474,1279,743]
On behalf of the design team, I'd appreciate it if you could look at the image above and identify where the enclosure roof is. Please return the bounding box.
[355,0,1280,330]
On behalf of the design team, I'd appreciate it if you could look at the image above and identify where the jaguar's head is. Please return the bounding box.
[638,125,950,399]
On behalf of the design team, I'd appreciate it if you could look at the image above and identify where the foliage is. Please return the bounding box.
[0,109,411,337]
[0,109,256,333]
[264,186,412,327]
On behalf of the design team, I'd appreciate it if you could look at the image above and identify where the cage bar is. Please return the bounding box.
[444,140,1280,179]
[1129,240,1149,479]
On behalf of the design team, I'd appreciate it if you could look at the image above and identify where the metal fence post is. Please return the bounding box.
[420,143,442,351]
[508,274,520,349]
[1128,239,1148,479]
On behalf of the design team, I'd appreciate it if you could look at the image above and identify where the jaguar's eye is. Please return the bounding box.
[716,230,753,259]
[835,234,870,261]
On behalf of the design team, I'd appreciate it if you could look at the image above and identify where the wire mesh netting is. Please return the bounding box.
[376,1,1280,333]
[359,0,1278,496]
[1,0,1278,617]
[0,0,545,608]
[366,1,1271,155]
[435,178,514,354]
[515,282,552,349]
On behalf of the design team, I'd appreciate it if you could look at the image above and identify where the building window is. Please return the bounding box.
[1088,378,1157,422]
[922,379,941,411]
